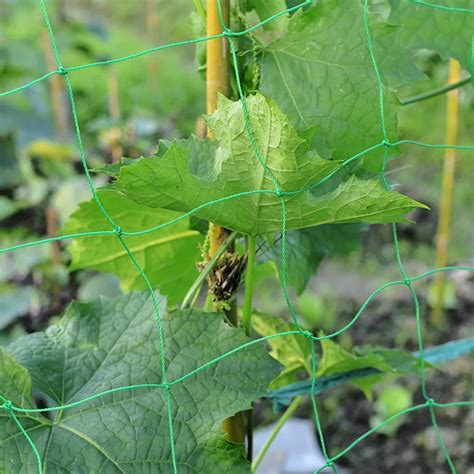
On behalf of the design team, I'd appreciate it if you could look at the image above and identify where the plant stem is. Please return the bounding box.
[432,60,461,327]
[242,235,256,336]
[401,75,470,106]
[242,235,256,460]
[251,396,304,472]
[180,231,238,310]
[193,0,206,24]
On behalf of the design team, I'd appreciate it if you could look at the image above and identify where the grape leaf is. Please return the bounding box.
[0,292,279,472]
[62,189,203,306]
[258,0,424,167]
[389,0,474,69]
[115,93,425,236]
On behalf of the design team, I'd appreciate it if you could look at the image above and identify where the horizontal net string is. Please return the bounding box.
[0,138,472,255]
[0,0,313,99]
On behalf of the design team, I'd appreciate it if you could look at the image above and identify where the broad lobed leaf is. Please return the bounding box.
[0,292,279,472]
[389,0,474,70]
[115,93,425,236]
[258,0,424,167]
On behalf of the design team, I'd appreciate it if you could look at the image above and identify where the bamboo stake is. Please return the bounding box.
[206,0,246,445]
[107,66,123,163]
[42,31,68,142]
[42,29,67,311]
[146,0,159,98]
[432,59,461,326]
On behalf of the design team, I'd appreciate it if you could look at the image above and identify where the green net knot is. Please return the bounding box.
[57,66,68,76]
[275,189,284,198]
[426,398,435,407]
[222,26,236,37]
[114,226,123,237]
[163,382,171,391]
[301,330,313,339]
[382,139,391,147]
[1,399,13,411]
[404,278,412,287]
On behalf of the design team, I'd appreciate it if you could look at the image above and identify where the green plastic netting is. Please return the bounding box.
[0,1,473,473]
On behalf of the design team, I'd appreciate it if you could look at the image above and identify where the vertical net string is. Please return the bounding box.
[37,0,178,471]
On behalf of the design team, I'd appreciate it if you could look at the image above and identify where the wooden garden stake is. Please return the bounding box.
[107,66,123,163]
[206,0,246,446]
[43,30,67,310]
[432,59,461,326]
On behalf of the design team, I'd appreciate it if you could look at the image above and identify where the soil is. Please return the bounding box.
[313,273,474,474]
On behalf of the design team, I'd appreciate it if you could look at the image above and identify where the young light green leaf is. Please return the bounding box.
[259,0,424,167]
[317,339,431,397]
[318,339,428,377]
[389,0,474,69]
[62,189,203,306]
[252,312,312,388]
[116,93,425,236]
[1,292,279,472]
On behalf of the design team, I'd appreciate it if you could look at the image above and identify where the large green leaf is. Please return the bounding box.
[62,189,203,306]
[258,0,424,166]
[389,0,474,69]
[116,93,425,236]
[0,292,279,472]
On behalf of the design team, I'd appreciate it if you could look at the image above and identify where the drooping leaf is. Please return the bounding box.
[317,339,429,377]
[263,224,363,294]
[116,93,425,236]
[258,0,424,167]
[252,312,312,389]
[317,338,431,397]
[389,0,474,69]
[247,0,288,35]
[1,292,279,472]
[62,189,203,306]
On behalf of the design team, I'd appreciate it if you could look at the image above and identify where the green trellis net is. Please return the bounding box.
[0,1,473,473]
